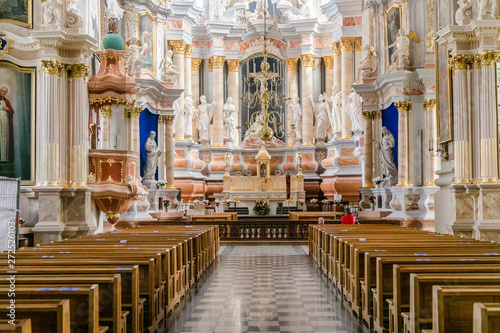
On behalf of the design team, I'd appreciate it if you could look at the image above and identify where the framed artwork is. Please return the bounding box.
[139,12,155,74]
[0,61,36,185]
[435,42,453,144]
[385,3,402,68]
[0,0,32,28]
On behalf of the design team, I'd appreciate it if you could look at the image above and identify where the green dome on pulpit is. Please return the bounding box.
[103,33,125,51]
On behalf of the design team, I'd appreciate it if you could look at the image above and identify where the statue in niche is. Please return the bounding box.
[42,0,62,28]
[160,50,180,87]
[289,97,302,141]
[223,97,236,142]
[347,89,363,132]
[456,0,473,24]
[388,28,410,67]
[143,131,162,181]
[308,94,330,141]
[125,38,142,76]
[194,95,216,143]
[355,45,378,83]
[105,0,124,34]
[260,163,267,178]
[327,86,342,135]
[184,91,195,141]
[478,0,500,19]
[376,126,398,187]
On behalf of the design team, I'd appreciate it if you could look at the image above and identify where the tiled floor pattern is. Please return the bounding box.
[166,245,363,333]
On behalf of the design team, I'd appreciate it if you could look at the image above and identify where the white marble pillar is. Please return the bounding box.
[157,116,166,180]
[372,111,382,177]
[191,58,203,143]
[169,40,186,140]
[423,98,438,185]
[300,54,315,145]
[332,42,342,94]
[211,55,225,146]
[324,56,334,96]
[362,111,375,187]
[227,59,240,147]
[100,106,112,150]
[165,115,176,188]
[286,58,299,146]
[127,106,141,154]
[340,38,354,138]
[395,101,412,186]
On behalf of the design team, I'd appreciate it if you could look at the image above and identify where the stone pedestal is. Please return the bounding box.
[32,188,66,244]
[372,187,393,211]
[474,183,500,242]
[420,186,439,220]
[147,188,179,212]
[387,186,423,220]
[449,184,478,238]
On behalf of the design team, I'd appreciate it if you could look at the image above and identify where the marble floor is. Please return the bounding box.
[165,245,364,333]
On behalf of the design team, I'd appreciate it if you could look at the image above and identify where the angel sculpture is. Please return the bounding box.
[387,28,414,67]
[125,38,142,76]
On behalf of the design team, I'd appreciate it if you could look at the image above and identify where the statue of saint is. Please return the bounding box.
[308,94,330,140]
[327,86,342,133]
[388,28,410,67]
[184,91,195,140]
[377,126,398,187]
[0,87,14,163]
[105,0,124,34]
[194,95,216,143]
[143,131,162,181]
[225,153,232,171]
[160,50,180,86]
[355,45,378,83]
[289,97,302,141]
[223,97,236,142]
[478,0,499,19]
[347,89,363,132]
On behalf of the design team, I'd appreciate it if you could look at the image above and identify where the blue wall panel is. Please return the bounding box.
[139,109,159,180]
[381,103,399,169]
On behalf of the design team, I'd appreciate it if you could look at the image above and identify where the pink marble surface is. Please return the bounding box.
[224,42,238,50]
[313,38,334,47]
[240,38,286,53]
[287,40,302,49]
[165,20,191,33]
[343,16,362,26]
[193,40,213,49]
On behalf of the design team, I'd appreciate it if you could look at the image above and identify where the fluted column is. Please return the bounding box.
[394,101,412,186]
[340,38,354,138]
[286,58,299,146]
[227,59,240,147]
[169,40,186,140]
[300,54,315,145]
[478,52,500,183]
[157,116,166,180]
[332,42,342,93]
[210,55,225,146]
[423,98,438,185]
[362,111,376,187]
[323,56,334,96]
[100,106,112,150]
[67,64,89,187]
[165,115,176,189]
[449,56,473,184]
[191,58,203,143]
[184,45,193,93]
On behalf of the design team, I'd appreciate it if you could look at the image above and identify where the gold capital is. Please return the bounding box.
[477,51,499,68]
[209,55,225,70]
[362,110,378,120]
[227,59,240,72]
[300,54,315,67]
[169,40,186,54]
[394,101,412,113]
[184,44,193,57]
[423,98,436,110]
[332,42,341,56]
[100,106,112,118]
[41,60,65,77]
[340,37,355,52]
[191,58,203,71]
[165,114,175,125]
[125,106,142,119]
[323,56,334,69]
[65,63,89,78]
[448,55,475,71]
[286,58,298,71]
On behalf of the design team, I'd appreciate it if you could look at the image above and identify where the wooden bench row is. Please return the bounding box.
[309,224,500,333]
[0,224,219,333]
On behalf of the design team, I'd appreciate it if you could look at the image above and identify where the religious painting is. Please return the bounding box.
[385,4,402,68]
[435,42,453,144]
[0,0,32,28]
[0,62,35,184]
[138,12,155,74]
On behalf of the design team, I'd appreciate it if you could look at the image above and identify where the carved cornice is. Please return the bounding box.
[184,44,193,57]
[89,97,135,107]
[41,60,65,77]
[226,59,240,72]
[423,98,436,110]
[394,100,412,112]
[191,58,203,71]
[299,54,315,67]
[169,40,186,54]
[286,58,298,71]
[209,55,225,70]
[332,42,341,56]
[65,63,89,78]
[448,55,475,71]
[323,56,334,69]
[100,106,112,118]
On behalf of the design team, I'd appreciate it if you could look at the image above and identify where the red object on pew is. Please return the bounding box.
[341,213,356,225]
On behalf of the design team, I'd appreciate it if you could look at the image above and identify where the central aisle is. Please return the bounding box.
[166,246,363,333]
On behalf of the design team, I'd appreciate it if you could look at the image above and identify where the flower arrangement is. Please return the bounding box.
[372,177,383,185]
[253,200,271,216]
[297,199,305,206]
[310,198,318,204]
[156,181,167,189]
[163,200,170,211]
[322,199,329,205]
[277,202,284,215]
[369,196,376,205]
[203,199,209,205]
[333,200,341,205]
[193,199,203,205]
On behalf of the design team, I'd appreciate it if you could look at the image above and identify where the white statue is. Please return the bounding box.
[184,91,195,140]
[245,111,265,139]
[224,153,232,171]
[295,152,303,170]
[194,95,216,143]
[143,131,162,181]
[347,89,363,132]
[253,0,269,18]
[276,0,293,6]
[478,0,500,19]
[326,87,342,134]
[223,97,236,142]
[377,126,398,187]
[172,99,182,135]
[282,10,304,20]
[388,28,410,67]
[210,0,227,19]
[456,0,473,24]
[308,94,330,141]
[289,97,302,141]
[42,0,63,28]
[355,45,378,83]
[125,38,142,76]
[160,50,180,86]
[298,0,313,17]
[106,0,125,33]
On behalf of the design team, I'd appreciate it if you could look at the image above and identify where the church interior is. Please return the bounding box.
[1,0,500,331]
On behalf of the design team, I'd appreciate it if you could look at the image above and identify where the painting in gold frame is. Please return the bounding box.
[0,0,32,28]
[385,3,402,69]
[139,12,155,75]
[0,61,36,185]
[435,41,453,144]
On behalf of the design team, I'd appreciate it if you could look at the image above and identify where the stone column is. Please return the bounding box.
[340,37,354,138]
[128,106,142,153]
[394,101,412,186]
[67,63,89,187]
[184,45,193,93]
[300,54,315,145]
[210,55,226,146]
[164,115,176,189]
[423,98,438,185]
[286,58,299,146]
[157,116,166,180]
[100,106,112,149]
[362,111,375,187]
[227,59,240,147]
[332,42,342,93]
[169,40,186,140]
[323,56,334,96]
[191,58,203,143]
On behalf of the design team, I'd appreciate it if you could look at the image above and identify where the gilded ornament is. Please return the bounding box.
[362,110,378,120]
[423,98,436,110]
[169,40,186,54]
[332,42,341,56]
[448,55,475,71]
[41,60,65,77]
[100,106,113,118]
[322,56,334,69]
[353,37,362,52]
[89,96,134,107]
[477,51,499,68]
[184,44,193,57]
[209,55,225,70]
[340,37,356,52]
[165,114,175,125]
[191,58,203,71]
[394,100,412,112]
[227,59,240,72]
[65,63,89,78]
[286,58,298,71]
[299,54,315,67]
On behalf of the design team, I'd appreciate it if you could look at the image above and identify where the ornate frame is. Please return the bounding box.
[0,0,32,29]
[435,41,453,144]
[384,3,402,69]
[138,12,156,76]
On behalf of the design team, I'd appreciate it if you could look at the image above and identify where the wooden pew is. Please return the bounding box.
[0,300,70,333]
[473,303,500,333]
[433,286,500,333]
[0,319,32,333]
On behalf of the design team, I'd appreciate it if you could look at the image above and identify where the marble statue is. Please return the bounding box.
[308,94,330,141]
[478,0,500,19]
[388,28,410,67]
[355,45,378,83]
[347,89,363,132]
[223,97,236,142]
[225,153,232,171]
[253,0,269,18]
[245,111,265,139]
[143,131,162,181]
[295,152,303,170]
[194,95,216,143]
[105,0,125,34]
[298,0,313,17]
[160,50,180,86]
[125,38,142,76]
[456,0,473,24]
[289,97,302,141]
[210,0,227,19]
[378,126,398,187]
[282,10,304,20]
[184,91,195,140]
[173,99,182,134]
[327,86,342,133]
[0,87,14,163]
[42,0,62,28]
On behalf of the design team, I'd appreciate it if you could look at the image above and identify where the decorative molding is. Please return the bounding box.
[65,63,89,78]
[100,106,112,118]
[286,58,298,71]
[299,54,315,67]
[184,44,193,57]
[41,60,65,77]
[226,59,240,72]
[323,56,334,69]
[448,55,475,71]
[169,40,186,54]
[361,110,379,120]
[89,97,134,107]
[423,98,436,110]
[332,42,341,56]
[394,100,412,112]
[209,55,225,70]
[191,58,203,71]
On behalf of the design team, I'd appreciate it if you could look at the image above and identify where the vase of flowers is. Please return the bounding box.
[163,200,170,212]
[297,199,305,210]
[369,196,376,210]
[321,199,329,211]
[277,202,283,215]
[253,200,271,216]
[372,177,383,188]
